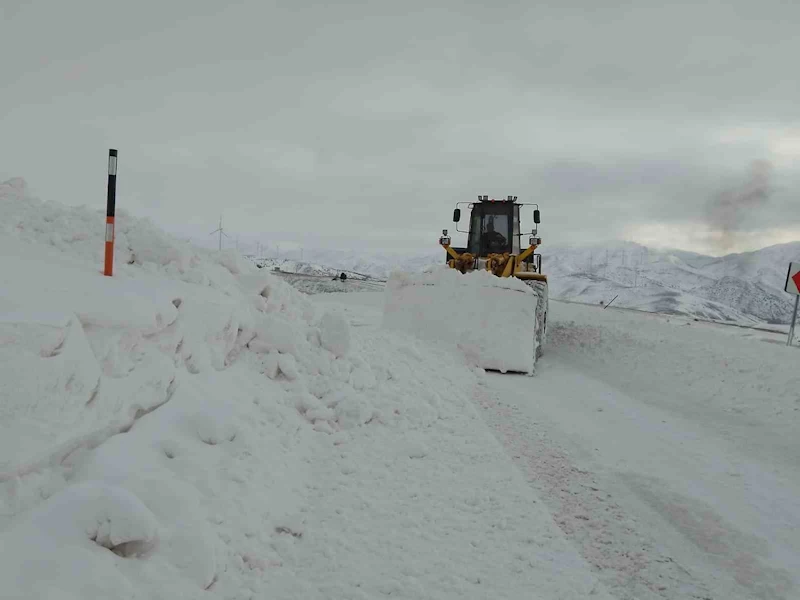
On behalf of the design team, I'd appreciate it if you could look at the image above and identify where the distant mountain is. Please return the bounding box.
[691,277,791,324]
[539,241,800,324]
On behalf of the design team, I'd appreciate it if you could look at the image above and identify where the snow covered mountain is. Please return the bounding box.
[540,241,800,324]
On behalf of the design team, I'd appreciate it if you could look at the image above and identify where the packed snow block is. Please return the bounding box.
[382,267,539,374]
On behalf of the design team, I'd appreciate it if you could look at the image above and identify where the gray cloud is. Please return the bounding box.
[2,0,800,257]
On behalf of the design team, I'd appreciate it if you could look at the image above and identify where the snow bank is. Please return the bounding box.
[0,179,611,598]
[0,178,388,595]
[382,266,539,374]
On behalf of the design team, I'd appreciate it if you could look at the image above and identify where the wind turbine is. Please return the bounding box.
[210,216,230,251]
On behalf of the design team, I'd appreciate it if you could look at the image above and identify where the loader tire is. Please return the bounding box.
[524,279,548,361]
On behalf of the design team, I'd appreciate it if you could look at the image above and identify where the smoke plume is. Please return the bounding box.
[706,159,773,252]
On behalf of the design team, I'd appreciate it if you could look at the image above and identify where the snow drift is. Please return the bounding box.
[382,267,539,374]
[0,179,610,599]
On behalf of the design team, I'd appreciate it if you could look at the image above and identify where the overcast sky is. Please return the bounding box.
[2,0,799,257]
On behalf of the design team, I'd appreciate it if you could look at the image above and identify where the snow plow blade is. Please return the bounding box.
[381,267,544,375]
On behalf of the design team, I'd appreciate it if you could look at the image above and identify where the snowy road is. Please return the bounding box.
[319,292,800,600]
[517,303,800,600]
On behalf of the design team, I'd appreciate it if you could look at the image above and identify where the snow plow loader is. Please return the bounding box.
[382,195,548,375]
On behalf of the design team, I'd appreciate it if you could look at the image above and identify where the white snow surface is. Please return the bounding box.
[323,292,800,600]
[382,266,539,374]
[0,179,610,599]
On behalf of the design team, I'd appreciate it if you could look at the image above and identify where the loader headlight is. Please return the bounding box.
[529,236,541,246]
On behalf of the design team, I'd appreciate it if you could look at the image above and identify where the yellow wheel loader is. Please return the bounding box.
[382,195,548,375]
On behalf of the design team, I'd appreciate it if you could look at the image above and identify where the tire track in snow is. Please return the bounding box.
[475,381,715,600]
[538,312,799,599]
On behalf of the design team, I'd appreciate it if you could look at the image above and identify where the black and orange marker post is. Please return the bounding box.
[104,149,117,276]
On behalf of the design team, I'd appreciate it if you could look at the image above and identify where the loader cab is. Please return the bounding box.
[466,199,521,257]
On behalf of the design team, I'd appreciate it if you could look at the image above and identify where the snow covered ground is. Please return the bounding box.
[0,179,611,599]
[3,177,798,599]
[317,291,800,600]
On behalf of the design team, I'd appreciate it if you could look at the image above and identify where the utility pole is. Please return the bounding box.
[788,296,799,346]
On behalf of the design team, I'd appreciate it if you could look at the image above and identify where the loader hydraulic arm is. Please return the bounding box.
[516,243,538,266]
[440,231,476,273]
[442,243,462,261]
